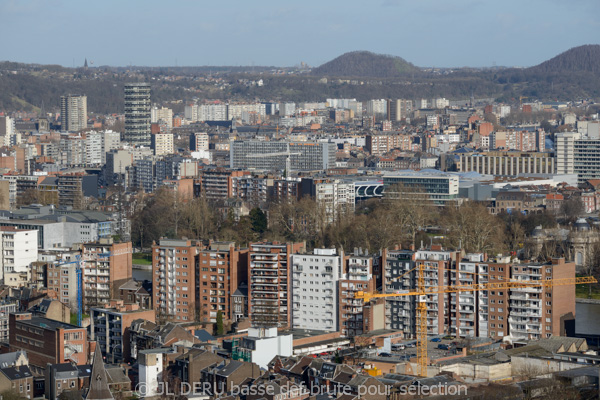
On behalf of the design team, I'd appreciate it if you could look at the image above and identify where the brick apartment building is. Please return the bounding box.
[380,247,577,340]
[197,241,248,323]
[82,238,132,310]
[248,242,305,328]
[9,313,88,372]
[152,239,201,323]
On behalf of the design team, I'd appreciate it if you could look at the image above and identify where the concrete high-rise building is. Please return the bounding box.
[291,249,342,332]
[574,139,600,184]
[60,94,87,132]
[366,99,387,116]
[124,83,151,146]
[555,132,579,175]
[387,99,413,121]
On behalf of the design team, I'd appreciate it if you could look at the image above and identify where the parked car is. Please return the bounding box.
[437,344,450,350]
[430,338,442,342]
[379,352,393,357]
[406,343,416,348]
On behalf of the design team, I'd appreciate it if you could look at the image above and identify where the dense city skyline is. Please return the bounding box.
[0,0,598,68]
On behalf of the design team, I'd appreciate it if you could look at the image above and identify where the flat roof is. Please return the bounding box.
[15,314,81,330]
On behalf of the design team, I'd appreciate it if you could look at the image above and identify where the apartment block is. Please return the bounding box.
[0,302,17,342]
[190,132,209,151]
[89,303,156,363]
[82,239,132,310]
[339,253,382,337]
[60,94,87,132]
[508,258,575,341]
[555,132,577,175]
[387,99,413,121]
[315,180,355,223]
[195,168,250,200]
[491,130,545,152]
[151,133,174,156]
[0,227,38,287]
[197,241,248,323]
[380,248,575,340]
[291,249,341,332]
[366,133,413,156]
[57,174,85,209]
[248,242,305,328]
[124,83,152,146]
[151,106,173,130]
[152,239,201,322]
[46,253,81,311]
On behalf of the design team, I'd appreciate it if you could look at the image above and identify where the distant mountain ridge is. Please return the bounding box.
[528,44,600,73]
[311,51,420,78]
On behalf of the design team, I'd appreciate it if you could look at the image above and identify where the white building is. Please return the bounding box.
[184,103,198,121]
[499,105,511,118]
[151,133,174,156]
[278,103,296,117]
[0,116,15,146]
[291,249,341,332]
[555,132,579,175]
[234,327,292,369]
[315,181,355,223]
[0,227,38,286]
[198,104,228,121]
[84,131,103,165]
[138,349,165,398]
[102,130,121,164]
[366,99,387,116]
[151,106,173,130]
[191,132,209,151]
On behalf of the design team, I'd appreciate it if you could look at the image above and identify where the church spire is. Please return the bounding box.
[85,348,113,400]
[84,58,88,69]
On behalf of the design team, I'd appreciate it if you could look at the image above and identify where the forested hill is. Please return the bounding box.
[311,51,420,78]
[528,45,600,74]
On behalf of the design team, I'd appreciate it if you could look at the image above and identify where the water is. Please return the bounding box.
[133,267,152,282]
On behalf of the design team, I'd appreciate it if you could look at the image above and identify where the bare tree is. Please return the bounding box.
[441,201,505,253]
[583,241,600,297]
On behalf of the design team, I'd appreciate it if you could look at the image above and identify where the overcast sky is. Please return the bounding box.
[1,0,598,68]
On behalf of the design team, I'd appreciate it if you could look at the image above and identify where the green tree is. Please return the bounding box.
[249,207,267,234]
[216,310,224,336]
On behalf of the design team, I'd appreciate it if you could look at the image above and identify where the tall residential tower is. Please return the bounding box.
[60,94,87,132]
[124,83,151,146]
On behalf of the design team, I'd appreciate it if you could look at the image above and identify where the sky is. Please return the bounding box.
[1,0,598,68]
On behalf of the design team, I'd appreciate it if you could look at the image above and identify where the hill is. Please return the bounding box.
[311,51,420,78]
[529,44,600,73]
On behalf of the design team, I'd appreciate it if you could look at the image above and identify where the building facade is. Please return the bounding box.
[291,249,341,332]
[60,95,87,132]
[152,239,200,322]
[124,83,152,146]
[248,242,305,328]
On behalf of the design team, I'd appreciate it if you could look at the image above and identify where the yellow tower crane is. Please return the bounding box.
[355,262,596,377]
